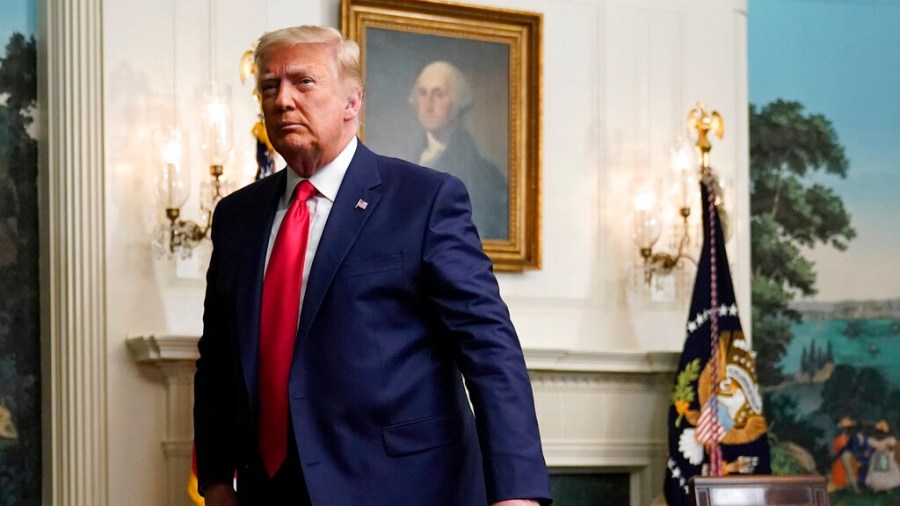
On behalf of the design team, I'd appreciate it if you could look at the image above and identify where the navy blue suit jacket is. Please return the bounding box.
[194,142,552,505]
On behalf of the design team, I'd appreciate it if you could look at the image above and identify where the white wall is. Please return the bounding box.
[101,0,749,503]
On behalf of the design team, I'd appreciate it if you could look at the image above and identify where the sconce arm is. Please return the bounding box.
[639,214,697,284]
[165,210,212,256]
[160,165,226,258]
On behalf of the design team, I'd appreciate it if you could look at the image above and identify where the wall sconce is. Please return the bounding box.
[632,103,724,286]
[152,89,234,259]
[150,0,237,260]
[632,138,700,285]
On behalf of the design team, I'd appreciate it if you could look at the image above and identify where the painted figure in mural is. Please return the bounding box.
[0,397,18,446]
[849,422,874,488]
[829,416,860,492]
[406,61,508,239]
[193,25,550,506]
[865,420,900,492]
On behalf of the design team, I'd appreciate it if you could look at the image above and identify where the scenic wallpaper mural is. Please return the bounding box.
[0,0,40,503]
[748,0,900,504]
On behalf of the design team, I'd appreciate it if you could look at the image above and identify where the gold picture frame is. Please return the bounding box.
[342,0,542,271]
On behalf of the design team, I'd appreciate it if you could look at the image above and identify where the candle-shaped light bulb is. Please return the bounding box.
[632,188,662,251]
[157,127,190,211]
[202,87,233,168]
[672,140,699,211]
[161,137,182,166]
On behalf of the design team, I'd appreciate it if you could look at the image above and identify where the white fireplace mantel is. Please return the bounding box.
[128,335,679,506]
[524,348,678,505]
[127,336,202,506]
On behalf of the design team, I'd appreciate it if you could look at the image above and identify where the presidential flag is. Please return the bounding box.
[664,176,771,505]
[188,444,205,506]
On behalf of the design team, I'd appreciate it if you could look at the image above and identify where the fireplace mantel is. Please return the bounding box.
[128,335,678,506]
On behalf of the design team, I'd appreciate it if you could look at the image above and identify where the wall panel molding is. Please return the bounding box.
[39,0,108,504]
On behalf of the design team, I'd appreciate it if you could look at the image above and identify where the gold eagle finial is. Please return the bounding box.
[687,102,723,168]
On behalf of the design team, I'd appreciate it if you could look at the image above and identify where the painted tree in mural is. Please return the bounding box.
[0,32,40,505]
[820,365,900,425]
[748,99,855,386]
[749,100,858,476]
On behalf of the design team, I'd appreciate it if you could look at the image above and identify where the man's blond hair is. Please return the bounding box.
[254,25,363,93]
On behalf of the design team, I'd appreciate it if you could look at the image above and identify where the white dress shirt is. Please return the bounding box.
[264,137,357,316]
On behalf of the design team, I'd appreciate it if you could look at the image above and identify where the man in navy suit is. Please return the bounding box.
[194,25,552,506]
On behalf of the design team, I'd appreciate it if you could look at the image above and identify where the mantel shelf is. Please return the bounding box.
[126,335,679,374]
[126,335,201,364]
[524,348,679,374]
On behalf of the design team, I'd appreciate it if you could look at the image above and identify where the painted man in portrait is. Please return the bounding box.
[407,61,509,239]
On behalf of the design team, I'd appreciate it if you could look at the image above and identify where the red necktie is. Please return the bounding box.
[258,179,316,477]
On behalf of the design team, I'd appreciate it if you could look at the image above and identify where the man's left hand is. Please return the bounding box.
[491,501,540,506]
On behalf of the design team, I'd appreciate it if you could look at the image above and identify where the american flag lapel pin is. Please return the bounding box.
[355,199,368,210]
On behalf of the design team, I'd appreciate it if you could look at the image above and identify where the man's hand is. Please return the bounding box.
[202,483,238,506]
[491,501,540,506]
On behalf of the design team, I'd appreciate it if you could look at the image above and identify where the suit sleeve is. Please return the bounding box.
[421,175,553,505]
[193,203,238,492]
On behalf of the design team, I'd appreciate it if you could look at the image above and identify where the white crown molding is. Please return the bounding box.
[39,0,107,504]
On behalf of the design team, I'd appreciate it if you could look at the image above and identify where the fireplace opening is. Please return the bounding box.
[549,469,630,505]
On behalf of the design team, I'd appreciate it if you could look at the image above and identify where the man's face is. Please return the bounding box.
[258,43,353,173]
[414,71,457,134]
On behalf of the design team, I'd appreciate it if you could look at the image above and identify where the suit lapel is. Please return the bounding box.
[296,143,382,343]
[235,169,286,408]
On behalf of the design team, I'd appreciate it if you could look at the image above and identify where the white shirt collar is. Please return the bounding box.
[424,131,447,152]
[283,136,358,204]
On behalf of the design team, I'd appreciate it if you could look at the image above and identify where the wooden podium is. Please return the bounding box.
[689,475,829,506]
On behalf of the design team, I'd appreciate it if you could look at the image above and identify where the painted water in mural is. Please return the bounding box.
[0,0,41,503]
[749,1,900,505]
[767,304,900,504]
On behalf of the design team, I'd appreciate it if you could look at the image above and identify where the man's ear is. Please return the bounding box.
[344,88,364,120]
